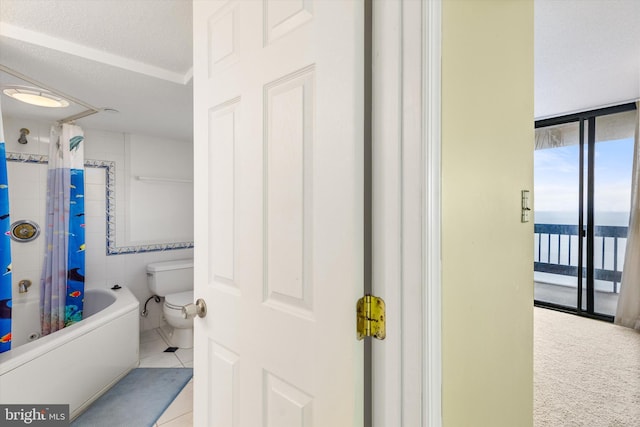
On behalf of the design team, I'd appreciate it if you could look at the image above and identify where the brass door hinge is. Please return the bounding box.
[356,294,386,340]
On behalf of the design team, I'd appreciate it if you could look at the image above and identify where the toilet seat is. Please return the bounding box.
[164,290,193,310]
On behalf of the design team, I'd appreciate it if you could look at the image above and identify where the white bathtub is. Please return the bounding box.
[0,286,139,420]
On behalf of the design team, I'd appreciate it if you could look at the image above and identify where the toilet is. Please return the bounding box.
[146,259,194,349]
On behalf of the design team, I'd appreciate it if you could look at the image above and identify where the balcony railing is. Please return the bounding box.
[534,223,628,293]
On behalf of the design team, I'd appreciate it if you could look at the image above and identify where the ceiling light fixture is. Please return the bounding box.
[2,86,70,108]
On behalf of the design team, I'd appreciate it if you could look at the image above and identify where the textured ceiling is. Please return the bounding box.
[0,0,192,75]
[0,0,638,138]
[535,0,640,119]
[0,0,193,141]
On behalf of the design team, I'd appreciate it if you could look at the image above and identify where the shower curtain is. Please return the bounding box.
[40,123,85,336]
[0,104,12,353]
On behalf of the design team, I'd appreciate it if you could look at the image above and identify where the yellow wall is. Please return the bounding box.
[441,1,534,426]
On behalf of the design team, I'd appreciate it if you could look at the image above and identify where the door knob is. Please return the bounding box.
[182,298,207,319]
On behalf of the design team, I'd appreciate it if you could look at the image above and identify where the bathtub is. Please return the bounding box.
[0,286,139,420]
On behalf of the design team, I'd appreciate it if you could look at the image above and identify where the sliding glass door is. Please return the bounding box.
[534,104,636,319]
[591,111,635,315]
[534,120,582,310]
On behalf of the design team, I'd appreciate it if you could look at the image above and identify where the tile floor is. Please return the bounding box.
[139,328,194,427]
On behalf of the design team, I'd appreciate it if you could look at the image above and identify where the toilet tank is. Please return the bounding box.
[146,259,194,296]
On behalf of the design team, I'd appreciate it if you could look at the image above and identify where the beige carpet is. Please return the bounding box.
[534,307,640,426]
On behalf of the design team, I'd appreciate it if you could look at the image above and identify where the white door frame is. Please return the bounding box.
[372,1,442,426]
[423,1,443,425]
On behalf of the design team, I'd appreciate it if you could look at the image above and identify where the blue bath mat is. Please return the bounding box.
[71,368,193,427]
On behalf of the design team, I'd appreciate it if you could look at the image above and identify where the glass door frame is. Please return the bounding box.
[534,102,637,321]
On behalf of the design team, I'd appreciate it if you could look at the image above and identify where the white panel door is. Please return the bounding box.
[193,1,364,426]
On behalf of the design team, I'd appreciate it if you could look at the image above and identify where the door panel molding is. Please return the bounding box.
[193,1,365,425]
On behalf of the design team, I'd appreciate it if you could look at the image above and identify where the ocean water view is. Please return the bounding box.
[535,210,630,227]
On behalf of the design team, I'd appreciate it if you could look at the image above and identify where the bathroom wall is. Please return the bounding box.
[2,115,193,333]
[125,134,194,245]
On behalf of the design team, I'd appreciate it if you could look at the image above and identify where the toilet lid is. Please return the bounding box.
[164,291,194,309]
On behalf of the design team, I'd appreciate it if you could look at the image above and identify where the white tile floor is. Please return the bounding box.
[139,328,194,427]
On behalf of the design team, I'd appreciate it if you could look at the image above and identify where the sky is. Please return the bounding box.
[534,137,634,217]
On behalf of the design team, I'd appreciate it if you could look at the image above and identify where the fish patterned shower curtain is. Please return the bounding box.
[0,103,12,353]
[40,123,85,336]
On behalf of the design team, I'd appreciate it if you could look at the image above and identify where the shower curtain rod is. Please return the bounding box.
[0,64,101,123]
[57,109,100,124]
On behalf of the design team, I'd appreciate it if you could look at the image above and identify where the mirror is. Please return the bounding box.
[3,122,193,256]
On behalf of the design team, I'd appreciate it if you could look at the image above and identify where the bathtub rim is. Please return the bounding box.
[0,286,139,376]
